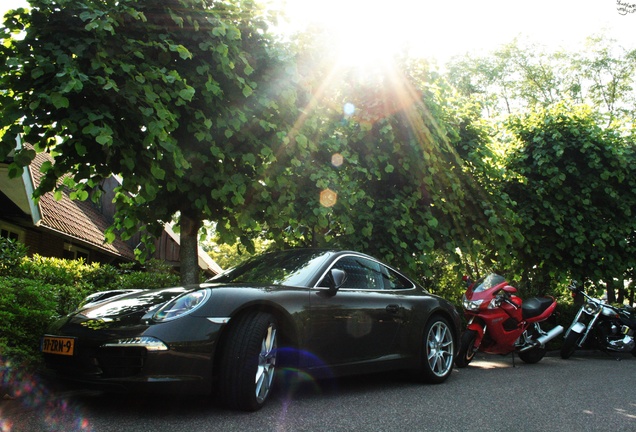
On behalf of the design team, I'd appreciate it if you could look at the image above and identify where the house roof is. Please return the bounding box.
[28,150,137,260]
[2,138,222,274]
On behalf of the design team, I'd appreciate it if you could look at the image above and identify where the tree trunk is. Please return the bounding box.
[605,278,617,304]
[179,213,201,285]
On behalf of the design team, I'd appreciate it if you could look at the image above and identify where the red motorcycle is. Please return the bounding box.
[455,274,563,367]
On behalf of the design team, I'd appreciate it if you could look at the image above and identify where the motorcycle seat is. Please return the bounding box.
[619,314,636,328]
[522,297,554,320]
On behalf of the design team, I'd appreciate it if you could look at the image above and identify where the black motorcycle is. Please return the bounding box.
[561,282,636,359]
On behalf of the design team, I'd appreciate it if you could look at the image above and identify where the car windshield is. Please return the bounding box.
[472,274,506,293]
[208,250,333,287]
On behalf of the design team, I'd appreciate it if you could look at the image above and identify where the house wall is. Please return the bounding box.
[21,226,121,264]
[154,231,181,265]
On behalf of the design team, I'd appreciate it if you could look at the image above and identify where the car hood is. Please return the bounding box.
[72,286,192,324]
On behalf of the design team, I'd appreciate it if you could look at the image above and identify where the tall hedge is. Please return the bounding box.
[0,237,180,367]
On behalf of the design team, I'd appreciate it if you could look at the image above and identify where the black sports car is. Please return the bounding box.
[41,249,461,411]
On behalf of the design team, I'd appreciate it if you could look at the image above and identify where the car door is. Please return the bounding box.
[303,255,405,368]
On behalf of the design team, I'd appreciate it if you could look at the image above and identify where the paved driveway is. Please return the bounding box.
[2,351,635,431]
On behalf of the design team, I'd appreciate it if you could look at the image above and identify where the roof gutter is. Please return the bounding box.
[15,135,42,225]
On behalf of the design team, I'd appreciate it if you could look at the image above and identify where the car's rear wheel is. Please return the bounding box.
[416,316,455,383]
[218,311,278,411]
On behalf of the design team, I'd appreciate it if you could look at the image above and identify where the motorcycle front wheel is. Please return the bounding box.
[455,330,477,368]
[560,329,580,359]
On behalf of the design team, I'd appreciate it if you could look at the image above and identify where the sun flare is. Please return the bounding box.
[274,0,427,69]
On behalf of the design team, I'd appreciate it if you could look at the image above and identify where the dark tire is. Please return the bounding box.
[218,312,278,411]
[518,346,546,364]
[455,330,477,368]
[415,316,455,383]
[518,326,547,364]
[560,329,580,360]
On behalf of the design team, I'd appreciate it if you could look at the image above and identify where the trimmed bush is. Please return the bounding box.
[0,277,59,366]
[0,238,180,368]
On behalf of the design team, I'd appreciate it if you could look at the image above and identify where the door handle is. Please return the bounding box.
[386,304,400,314]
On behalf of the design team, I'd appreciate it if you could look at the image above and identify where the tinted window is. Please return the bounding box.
[209,250,332,287]
[381,266,414,290]
[329,256,386,290]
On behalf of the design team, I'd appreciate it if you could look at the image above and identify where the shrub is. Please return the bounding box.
[19,255,103,286]
[0,237,28,276]
[0,277,59,366]
[0,254,180,368]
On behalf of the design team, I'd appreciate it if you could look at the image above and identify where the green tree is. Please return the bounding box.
[0,0,297,284]
[572,34,636,125]
[253,28,520,277]
[504,103,636,298]
[445,35,636,122]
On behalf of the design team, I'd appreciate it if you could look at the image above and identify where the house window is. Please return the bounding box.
[63,243,90,261]
[0,222,25,242]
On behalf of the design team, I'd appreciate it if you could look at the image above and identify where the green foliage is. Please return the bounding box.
[504,103,636,296]
[445,34,636,122]
[206,236,273,270]
[114,259,181,289]
[18,255,103,286]
[0,254,179,366]
[0,277,59,366]
[0,237,28,275]
[0,0,297,285]
[241,31,520,278]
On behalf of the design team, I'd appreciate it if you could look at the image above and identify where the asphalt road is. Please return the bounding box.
[2,351,635,432]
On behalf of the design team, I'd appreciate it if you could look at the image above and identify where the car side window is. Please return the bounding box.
[330,256,384,290]
[381,266,414,290]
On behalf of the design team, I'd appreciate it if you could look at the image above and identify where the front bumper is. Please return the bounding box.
[42,316,224,395]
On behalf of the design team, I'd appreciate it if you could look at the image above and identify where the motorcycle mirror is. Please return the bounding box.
[503,285,517,294]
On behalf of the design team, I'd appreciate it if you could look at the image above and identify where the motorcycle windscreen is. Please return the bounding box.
[472,274,507,293]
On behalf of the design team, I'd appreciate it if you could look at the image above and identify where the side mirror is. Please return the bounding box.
[328,269,347,293]
[503,285,517,294]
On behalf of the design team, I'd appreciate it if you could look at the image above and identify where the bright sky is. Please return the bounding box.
[277,0,636,62]
[2,0,635,62]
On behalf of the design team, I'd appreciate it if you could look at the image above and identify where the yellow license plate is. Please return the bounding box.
[41,336,75,356]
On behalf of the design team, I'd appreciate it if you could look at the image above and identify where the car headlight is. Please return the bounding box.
[153,290,209,322]
[463,296,484,311]
[101,336,168,351]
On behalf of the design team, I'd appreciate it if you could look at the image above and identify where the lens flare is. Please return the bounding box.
[0,356,93,431]
[343,102,355,116]
[319,189,337,207]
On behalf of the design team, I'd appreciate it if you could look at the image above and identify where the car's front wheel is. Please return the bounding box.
[218,311,278,411]
[416,316,455,383]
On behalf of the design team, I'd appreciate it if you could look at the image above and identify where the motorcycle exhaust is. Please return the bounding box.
[519,325,564,352]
